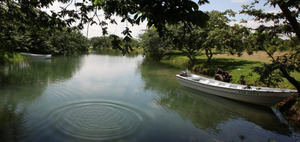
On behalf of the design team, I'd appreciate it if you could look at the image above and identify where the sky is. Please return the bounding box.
[43,0,280,39]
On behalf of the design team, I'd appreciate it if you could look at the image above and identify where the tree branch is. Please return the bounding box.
[277,1,300,41]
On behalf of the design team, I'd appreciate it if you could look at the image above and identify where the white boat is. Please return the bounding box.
[20,52,52,59]
[176,73,297,107]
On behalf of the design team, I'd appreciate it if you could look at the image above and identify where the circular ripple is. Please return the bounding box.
[48,101,144,140]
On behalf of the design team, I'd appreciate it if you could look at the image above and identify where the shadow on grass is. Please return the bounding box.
[197,58,260,74]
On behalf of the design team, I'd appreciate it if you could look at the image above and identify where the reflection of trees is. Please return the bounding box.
[160,89,232,130]
[139,58,290,135]
[0,84,48,141]
[0,56,83,141]
[139,58,180,92]
[0,97,25,142]
[0,56,82,86]
[93,48,140,58]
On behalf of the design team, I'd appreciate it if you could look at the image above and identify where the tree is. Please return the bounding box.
[241,0,300,93]
[1,0,211,64]
[0,0,210,53]
[93,0,209,34]
[0,1,90,60]
[168,23,206,67]
[202,10,250,62]
[167,11,250,65]
[140,29,173,61]
[0,0,67,52]
[90,36,112,49]
[49,29,90,55]
[86,0,210,53]
[202,10,231,62]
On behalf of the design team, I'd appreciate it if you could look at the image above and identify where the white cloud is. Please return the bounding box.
[231,0,249,3]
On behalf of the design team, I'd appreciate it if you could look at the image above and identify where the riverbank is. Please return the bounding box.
[92,48,144,56]
[161,52,300,128]
[162,52,300,89]
[0,52,25,64]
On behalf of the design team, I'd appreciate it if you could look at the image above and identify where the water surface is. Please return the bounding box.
[0,53,298,142]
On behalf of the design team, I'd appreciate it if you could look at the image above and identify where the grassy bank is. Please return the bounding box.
[0,52,25,64]
[161,52,300,89]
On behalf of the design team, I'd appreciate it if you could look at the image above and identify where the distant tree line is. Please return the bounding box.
[0,0,89,64]
[90,35,140,54]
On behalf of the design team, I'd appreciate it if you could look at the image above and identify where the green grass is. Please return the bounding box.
[0,52,25,64]
[161,55,300,89]
[7,53,25,62]
[132,48,144,54]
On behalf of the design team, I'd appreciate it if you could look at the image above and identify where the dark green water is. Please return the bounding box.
[0,53,299,142]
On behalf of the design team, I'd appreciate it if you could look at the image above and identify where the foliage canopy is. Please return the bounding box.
[0,0,211,63]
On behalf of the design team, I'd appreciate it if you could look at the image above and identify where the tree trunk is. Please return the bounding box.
[277,2,300,41]
[187,55,196,69]
[185,50,196,69]
[280,67,300,95]
[205,48,213,62]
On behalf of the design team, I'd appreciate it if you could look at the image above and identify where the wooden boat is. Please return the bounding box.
[176,73,297,107]
[20,52,51,59]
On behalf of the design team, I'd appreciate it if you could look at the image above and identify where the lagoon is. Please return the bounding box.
[0,53,298,142]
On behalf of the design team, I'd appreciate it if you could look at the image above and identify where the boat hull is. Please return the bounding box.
[176,75,296,107]
[20,52,51,59]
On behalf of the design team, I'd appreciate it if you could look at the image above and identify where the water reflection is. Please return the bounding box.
[0,54,298,142]
[0,56,83,142]
[0,95,25,142]
[0,56,83,86]
[93,49,141,57]
[139,58,179,92]
[160,89,290,133]
[139,59,294,141]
